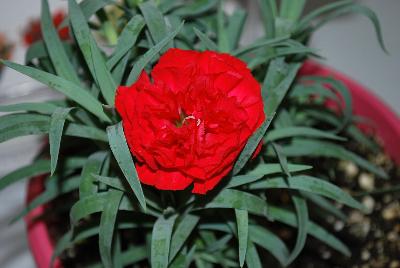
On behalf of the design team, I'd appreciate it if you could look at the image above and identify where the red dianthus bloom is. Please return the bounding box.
[23,10,69,46]
[116,48,265,194]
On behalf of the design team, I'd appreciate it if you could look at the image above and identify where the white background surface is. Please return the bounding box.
[0,1,399,267]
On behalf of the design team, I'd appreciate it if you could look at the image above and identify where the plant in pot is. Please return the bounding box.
[0,0,398,267]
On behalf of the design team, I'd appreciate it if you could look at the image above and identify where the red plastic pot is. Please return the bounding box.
[24,60,400,268]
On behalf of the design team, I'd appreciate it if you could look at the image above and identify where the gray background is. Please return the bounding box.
[0,0,399,267]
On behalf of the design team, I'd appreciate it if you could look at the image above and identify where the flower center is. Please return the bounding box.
[174,107,201,128]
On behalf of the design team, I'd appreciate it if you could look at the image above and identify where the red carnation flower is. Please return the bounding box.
[116,48,265,194]
[23,10,69,46]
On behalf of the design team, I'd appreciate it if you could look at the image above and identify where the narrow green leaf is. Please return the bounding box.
[232,116,273,175]
[281,139,387,178]
[263,59,302,116]
[280,0,306,22]
[232,35,289,57]
[0,160,49,192]
[205,189,268,216]
[228,163,312,188]
[268,205,351,256]
[69,0,117,105]
[107,15,145,70]
[296,0,352,32]
[311,3,387,52]
[217,0,229,52]
[139,2,168,48]
[257,0,277,38]
[41,0,80,84]
[0,102,62,115]
[126,22,184,85]
[266,126,346,142]
[286,195,308,265]
[272,143,308,265]
[107,123,146,211]
[227,9,246,51]
[235,209,248,267]
[99,189,123,268]
[151,215,177,268]
[49,108,74,175]
[1,60,110,122]
[245,240,262,268]
[25,41,48,63]
[169,214,200,263]
[79,151,108,198]
[193,27,218,51]
[111,50,131,85]
[64,123,108,142]
[249,225,289,266]
[0,157,85,192]
[70,192,137,225]
[302,192,347,221]
[173,0,218,17]
[302,76,352,131]
[250,175,365,210]
[11,175,80,223]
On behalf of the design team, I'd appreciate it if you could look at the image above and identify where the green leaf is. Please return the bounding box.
[226,9,247,51]
[68,0,117,105]
[217,0,229,52]
[70,192,137,225]
[0,102,63,115]
[286,195,308,265]
[1,61,110,122]
[151,214,177,268]
[41,0,80,84]
[272,142,308,265]
[107,122,146,211]
[232,35,289,57]
[139,2,168,48]
[235,209,248,267]
[308,3,387,53]
[245,240,262,268]
[228,163,312,188]
[249,225,289,266]
[0,157,85,192]
[233,59,301,174]
[281,139,387,178]
[107,15,145,70]
[268,205,351,256]
[126,21,184,85]
[302,76,352,131]
[111,50,131,85]
[193,27,218,51]
[302,192,347,221]
[11,175,80,223]
[49,108,74,175]
[25,41,48,63]
[205,189,268,216]
[99,189,123,268]
[169,214,200,263]
[250,175,365,210]
[296,0,352,32]
[232,116,273,175]
[280,0,306,22]
[0,112,107,143]
[119,246,148,266]
[173,0,218,17]
[257,0,277,38]
[265,126,346,142]
[64,123,108,142]
[79,151,108,198]
[0,113,49,143]
[263,59,302,116]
